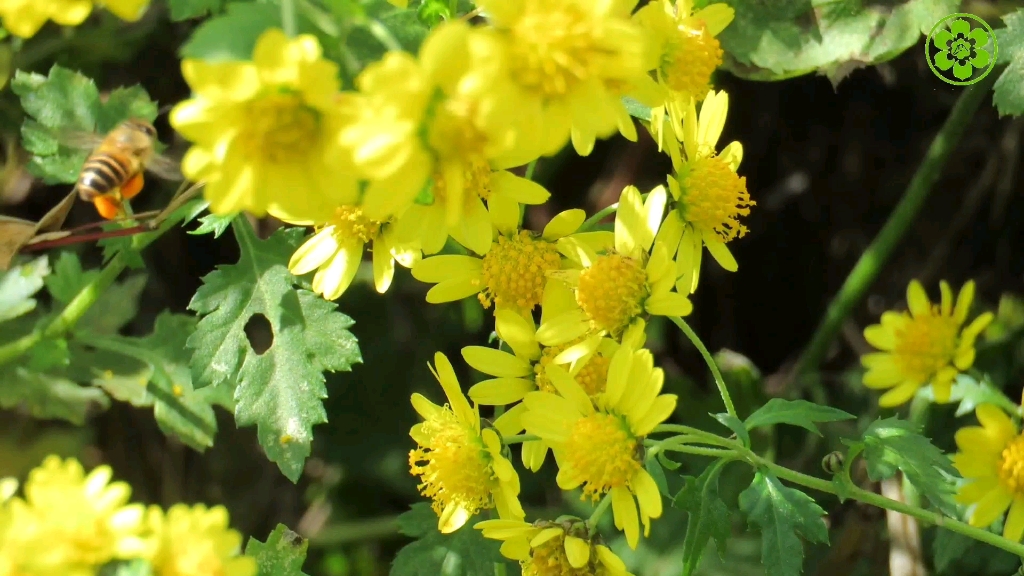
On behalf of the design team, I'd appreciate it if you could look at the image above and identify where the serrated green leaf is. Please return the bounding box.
[169,0,225,20]
[675,460,732,576]
[390,515,510,576]
[190,212,237,239]
[713,412,750,447]
[397,503,437,539]
[744,399,854,436]
[180,2,282,61]
[719,0,959,83]
[932,526,1020,575]
[94,86,158,133]
[0,364,110,424]
[994,9,1024,116]
[622,96,652,122]
[245,523,311,576]
[859,417,959,514]
[738,471,828,576]
[0,255,49,322]
[187,219,361,480]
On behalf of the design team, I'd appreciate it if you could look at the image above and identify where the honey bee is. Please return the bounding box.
[71,118,182,220]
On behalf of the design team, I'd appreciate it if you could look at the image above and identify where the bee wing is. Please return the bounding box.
[56,129,105,151]
[144,153,184,181]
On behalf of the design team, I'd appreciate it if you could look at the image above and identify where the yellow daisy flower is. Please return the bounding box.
[2,456,149,576]
[473,0,660,157]
[279,205,421,301]
[521,344,676,549]
[411,208,593,315]
[143,503,256,576]
[654,90,752,295]
[344,20,538,239]
[861,279,994,407]
[634,0,734,147]
[952,403,1024,541]
[475,518,634,575]
[171,29,358,222]
[536,185,692,361]
[409,352,526,533]
[0,0,148,38]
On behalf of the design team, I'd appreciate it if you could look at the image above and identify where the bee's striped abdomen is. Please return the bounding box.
[76,153,131,200]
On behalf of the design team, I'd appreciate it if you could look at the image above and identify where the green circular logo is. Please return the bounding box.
[926,13,998,86]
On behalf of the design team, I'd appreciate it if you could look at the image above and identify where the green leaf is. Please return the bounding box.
[646,456,670,496]
[397,503,438,539]
[674,460,732,576]
[11,65,159,184]
[857,417,959,513]
[918,374,1009,417]
[994,9,1024,116]
[713,412,750,447]
[622,96,652,122]
[187,219,361,480]
[190,212,237,239]
[719,0,959,83]
[45,252,146,335]
[98,559,152,576]
[343,1,431,71]
[0,256,50,323]
[180,2,281,62]
[744,399,855,436]
[169,0,225,21]
[245,524,311,576]
[738,472,828,576]
[932,526,1020,575]
[390,512,511,576]
[84,313,222,451]
[0,364,110,424]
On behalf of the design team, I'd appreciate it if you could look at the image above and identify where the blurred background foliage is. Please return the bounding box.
[1,0,1024,575]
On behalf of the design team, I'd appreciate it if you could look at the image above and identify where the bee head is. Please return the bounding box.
[122,118,157,138]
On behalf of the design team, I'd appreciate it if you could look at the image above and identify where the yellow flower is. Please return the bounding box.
[143,503,256,576]
[634,0,734,143]
[1,456,149,576]
[654,90,751,295]
[0,0,148,38]
[281,206,421,300]
[345,20,538,237]
[537,185,692,361]
[475,518,634,575]
[861,279,994,407]
[171,29,357,222]
[409,352,526,533]
[951,403,1024,541]
[522,344,675,549]
[411,208,590,314]
[474,0,659,157]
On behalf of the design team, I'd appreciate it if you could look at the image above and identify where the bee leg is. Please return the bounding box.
[121,172,145,200]
[92,195,124,220]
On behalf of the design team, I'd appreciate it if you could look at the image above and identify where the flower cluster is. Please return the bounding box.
[0,0,150,38]
[0,455,255,576]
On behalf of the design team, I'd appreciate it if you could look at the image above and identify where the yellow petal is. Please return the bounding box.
[426,278,482,303]
[492,170,551,204]
[1006,498,1024,542]
[493,402,528,436]
[611,486,640,549]
[704,236,738,272]
[412,255,482,282]
[536,309,591,347]
[906,280,931,318]
[614,185,647,256]
[439,502,471,534]
[863,325,896,351]
[695,3,735,36]
[970,485,1013,528]
[530,527,564,547]
[430,352,476,428]
[372,237,395,293]
[632,394,677,436]
[289,228,341,275]
[468,378,536,405]
[954,280,976,323]
[940,280,954,316]
[977,403,1018,443]
[462,346,532,377]
[545,364,594,415]
[878,382,920,407]
[564,536,590,568]
[495,309,541,360]
[956,476,999,503]
[499,537,532,560]
[542,209,586,240]
[644,292,693,317]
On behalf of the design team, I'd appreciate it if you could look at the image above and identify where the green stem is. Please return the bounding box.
[669,316,737,419]
[364,19,402,52]
[792,72,999,382]
[587,494,613,531]
[524,160,537,181]
[308,515,402,547]
[579,203,618,232]
[502,433,539,444]
[281,0,298,37]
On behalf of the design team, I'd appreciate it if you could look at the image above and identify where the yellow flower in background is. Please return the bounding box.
[1,456,149,576]
[171,29,358,222]
[861,279,994,407]
[475,519,634,575]
[953,403,1024,541]
[537,185,692,362]
[522,344,675,549]
[281,206,421,301]
[655,90,752,295]
[348,20,537,237]
[0,0,148,38]
[411,208,587,314]
[474,0,659,157]
[409,352,526,533]
[634,0,734,147]
[144,504,256,576]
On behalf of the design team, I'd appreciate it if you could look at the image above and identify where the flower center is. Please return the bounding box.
[507,3,597,98]
[523,535,589,576]
[891,309,960,384]
[533,342,610,396]
[576,254,648,336]
[328,206,383,244]
[678,156,753,243]
[479,230,562,312]
[662,24,722,97]
[241,92,320,164]
[999,435,1024,496]
[563,412,641,500]
[409,409,494,518]
[433,157,493,205]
